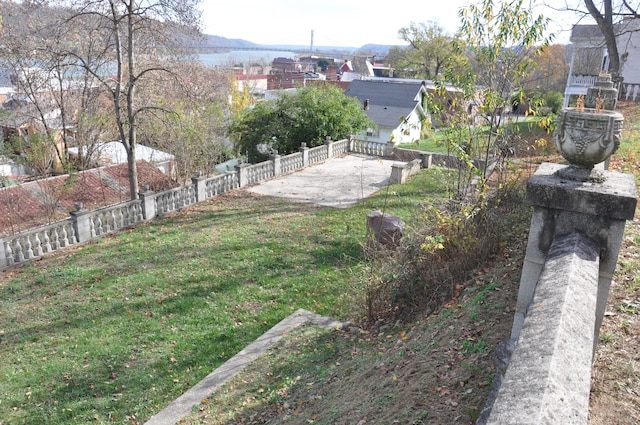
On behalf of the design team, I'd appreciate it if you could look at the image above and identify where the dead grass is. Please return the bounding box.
[588,101,640,425]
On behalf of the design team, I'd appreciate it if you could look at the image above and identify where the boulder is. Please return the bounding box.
[366,210,405,248]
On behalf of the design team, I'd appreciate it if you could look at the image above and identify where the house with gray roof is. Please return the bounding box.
[344,79,429,145]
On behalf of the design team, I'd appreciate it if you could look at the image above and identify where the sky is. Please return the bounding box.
[200,0,576,48]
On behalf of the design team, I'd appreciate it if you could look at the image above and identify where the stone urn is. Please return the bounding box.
[554,73,624,181]
[554,107,623,169]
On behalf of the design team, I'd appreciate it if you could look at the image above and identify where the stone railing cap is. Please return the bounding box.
[526,162,637,221]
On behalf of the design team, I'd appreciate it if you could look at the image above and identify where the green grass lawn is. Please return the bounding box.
[0,168,449,424]
[398,116,550,154]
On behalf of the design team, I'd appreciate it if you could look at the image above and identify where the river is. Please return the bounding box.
[199,50,299,67]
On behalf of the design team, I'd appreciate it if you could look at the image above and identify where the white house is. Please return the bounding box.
[68,141,175,176]
[344,79,429,145]
[564,18,640,106]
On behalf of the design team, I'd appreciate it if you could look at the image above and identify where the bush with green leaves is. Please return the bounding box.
[227,85,373,163]
[543,91,564,114]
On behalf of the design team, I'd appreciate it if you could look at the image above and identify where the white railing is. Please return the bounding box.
[154,185,197,216]
[206,172,239,197]
[621,83,640,101]
[351,139,389,157]
[569,74,598,88]
[308,145,329,164]
[88,201,144,237]
[1,137,399,270]
[2,220,77,267]
[333,139,349,156]
[280,152,303,173]
[246,161,275,185]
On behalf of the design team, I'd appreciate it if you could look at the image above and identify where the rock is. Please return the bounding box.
[366,210,405,248]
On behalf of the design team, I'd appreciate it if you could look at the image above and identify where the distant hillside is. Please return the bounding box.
[203,35,259,49]
[199,35,400,55]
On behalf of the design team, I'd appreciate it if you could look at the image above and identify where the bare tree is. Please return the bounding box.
[551,1,640,77]
[136,59,232,181]
[0,2,82,176]
[48,0,203,199]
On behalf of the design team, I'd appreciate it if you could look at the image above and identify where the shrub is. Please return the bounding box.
[361,177,529,323]
[543,91,564,114]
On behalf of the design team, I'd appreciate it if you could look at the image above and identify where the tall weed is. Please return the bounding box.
[361,174,529,323]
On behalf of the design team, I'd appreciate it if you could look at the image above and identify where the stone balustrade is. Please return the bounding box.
[1,219,77,268]
[621,82,640,102]
[0,136,400,270]
[308,143,329,164]
[480,163,637,424]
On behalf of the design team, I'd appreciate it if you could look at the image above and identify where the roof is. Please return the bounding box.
[68,141,174,167]
[344,79,426,128]
[570,19,640,42]
[0,161,177,235]
[235,74,268,81]
[273,57,299,64]
[570,24,605,42]
[364,105,419,128]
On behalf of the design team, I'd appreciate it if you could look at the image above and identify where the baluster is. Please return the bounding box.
[5,240,14,266]
[67,224,77,244]
[161,194,168,214]
[109,210,117,231]
[60,225,69,247]
[115,208,122,228]
[14,239,24,262]
[96,215,104,235]
[178,190,184,208]
[52,228,61,249]
[42,230,51,253]
[24,236,33,259]
[124,206,131,226]
[33,232,43,257]
[89,216,96,238]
